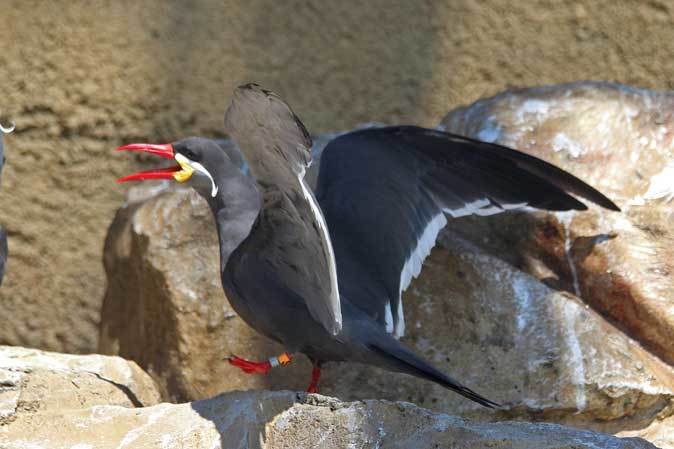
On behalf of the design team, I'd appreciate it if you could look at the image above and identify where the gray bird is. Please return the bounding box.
[116,84,619,407]
[0,120,13,287]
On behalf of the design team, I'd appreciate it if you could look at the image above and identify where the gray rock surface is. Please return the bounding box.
[0,345,161,427]
[1,389,658,449]
[619,415,674,449]
[440,81,674,366]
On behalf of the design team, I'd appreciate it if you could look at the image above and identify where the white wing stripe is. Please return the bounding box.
[444,198,490,217]
[395,213,447,338]
[394,298,405,338]
[475,202,527,216]
[298,170,342,334]
[391,199,530,338]
[445,199,529,217]
[384,303,393,333]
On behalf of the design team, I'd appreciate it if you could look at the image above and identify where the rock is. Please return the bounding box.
[0,390,658,449]
[440,81,674,366]
[619,415,674,449]
[0,345,160,426]
[99,185,674,449]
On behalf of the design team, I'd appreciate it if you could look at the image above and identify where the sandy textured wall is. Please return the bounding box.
[0,0,673,353]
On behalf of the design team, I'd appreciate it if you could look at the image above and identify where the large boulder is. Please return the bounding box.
[1,389,658,449]
[440,81,674,366]
[619,415,674,449]
[0,345,160,426]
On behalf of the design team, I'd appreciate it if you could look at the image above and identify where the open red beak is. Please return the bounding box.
[116,143,179,183]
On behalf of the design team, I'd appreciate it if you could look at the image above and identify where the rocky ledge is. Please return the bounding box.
[0,346,658,449]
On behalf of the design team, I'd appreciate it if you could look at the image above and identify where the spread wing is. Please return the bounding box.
[315,126,619,338]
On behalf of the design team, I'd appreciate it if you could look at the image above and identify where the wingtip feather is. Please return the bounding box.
[392,126,621,213]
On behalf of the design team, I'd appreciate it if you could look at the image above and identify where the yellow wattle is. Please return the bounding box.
[173,161,194,183]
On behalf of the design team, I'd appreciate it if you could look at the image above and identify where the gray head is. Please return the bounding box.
[172,137,233,199]
[224,83,313,182]
[117,137,258,210]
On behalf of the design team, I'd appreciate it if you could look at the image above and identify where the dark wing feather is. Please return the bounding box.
[315,126,618,337]
[225,84,342,336]
[0,227,6,287]
[0,133,5,286]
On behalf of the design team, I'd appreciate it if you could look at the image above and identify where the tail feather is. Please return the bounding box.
[368,341,500,408]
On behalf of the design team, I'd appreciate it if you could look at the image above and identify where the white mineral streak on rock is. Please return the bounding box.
[556,211,581,297]
[516,99,550,121]
[0,368,21,420]
[644,161,674,203]
[561,300,587,412]
[476,117,501,143]
[514,276,534,333]
[552,133,586,158]
[117,405,170,449]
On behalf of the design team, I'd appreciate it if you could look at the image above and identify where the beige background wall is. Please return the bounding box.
[1,0,673,353]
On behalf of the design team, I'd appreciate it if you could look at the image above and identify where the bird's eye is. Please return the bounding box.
[183,149,197,160]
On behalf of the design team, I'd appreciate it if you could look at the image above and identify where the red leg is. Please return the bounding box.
[228,352,292,375]
[306,362,322,393]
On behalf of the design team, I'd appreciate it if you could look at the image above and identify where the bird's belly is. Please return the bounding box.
[220,269,352,358]
[220,274,285,345]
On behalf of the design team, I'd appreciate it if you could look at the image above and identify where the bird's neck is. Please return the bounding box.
[207,177,261,271]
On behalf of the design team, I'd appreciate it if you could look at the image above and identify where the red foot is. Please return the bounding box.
[306,365,321,393]
[228,356,272,375]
